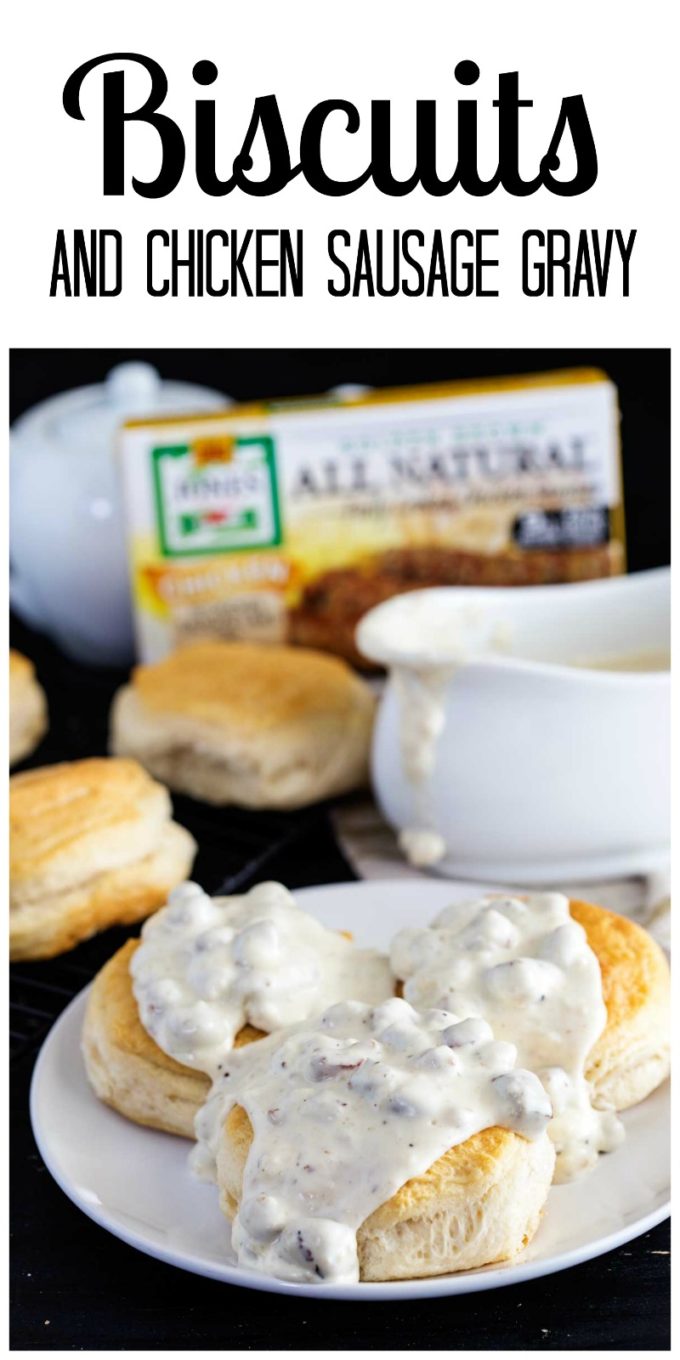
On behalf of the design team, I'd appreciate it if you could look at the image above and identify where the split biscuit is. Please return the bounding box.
[10,758,196,960]
[10,650,48,765]
[110,641,375,810]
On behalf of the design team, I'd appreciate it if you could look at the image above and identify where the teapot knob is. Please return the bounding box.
[106,361,160,409]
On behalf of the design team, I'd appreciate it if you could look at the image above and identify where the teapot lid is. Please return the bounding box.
[12,362,229,452]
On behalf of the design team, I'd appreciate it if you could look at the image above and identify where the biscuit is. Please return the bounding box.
[110,641,375,810]
[570,900,671,1110]
[10,758,196,960]
[86,899,669,1142]
[9,650,48,765]
[83,925,358,1137]
[218,1105,556,1280]
[392,900,670,1114]
[216,898,669,1282]
[82,940,261,1138]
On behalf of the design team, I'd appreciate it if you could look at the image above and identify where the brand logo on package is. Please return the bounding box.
[152,436,282,556]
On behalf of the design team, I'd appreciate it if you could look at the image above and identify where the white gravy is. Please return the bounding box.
[392,666,452,867]
[398,826,448,869]
[192,996,552,1284]
[383,605,506,868]
[131,881,393,1076]
[391,892,624,1181]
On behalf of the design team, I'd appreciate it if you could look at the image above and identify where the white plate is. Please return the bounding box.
[30,879,670,1301]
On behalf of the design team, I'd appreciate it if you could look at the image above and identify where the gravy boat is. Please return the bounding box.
[357,568,670,884]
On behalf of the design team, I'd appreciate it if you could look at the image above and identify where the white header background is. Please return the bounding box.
[3,0,677,350]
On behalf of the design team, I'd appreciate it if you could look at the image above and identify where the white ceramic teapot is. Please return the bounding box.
[10,362,228,665]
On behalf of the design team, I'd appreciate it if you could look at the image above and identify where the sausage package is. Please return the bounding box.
[118,369,625,664]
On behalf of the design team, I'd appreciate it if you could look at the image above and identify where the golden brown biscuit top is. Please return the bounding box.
[393,898,670,1041]
[10,757,170,893]
[569,899,670,1029]
[225,1104,520,1226]
[129,641,373,735]
[100,938,264,1075]
[96,939,196,1076]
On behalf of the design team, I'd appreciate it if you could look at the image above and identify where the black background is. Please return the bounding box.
[10,349,670,1350]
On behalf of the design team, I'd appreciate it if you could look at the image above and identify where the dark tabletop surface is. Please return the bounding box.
[9,617,670,1351]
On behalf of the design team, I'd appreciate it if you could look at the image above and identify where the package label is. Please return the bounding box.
[152,435,281,556]
[119,371,625,664]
